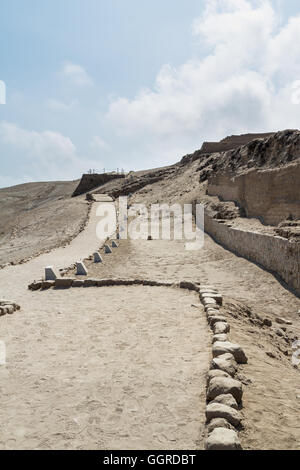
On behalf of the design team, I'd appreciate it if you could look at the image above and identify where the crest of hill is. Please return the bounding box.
[180,129,300,172]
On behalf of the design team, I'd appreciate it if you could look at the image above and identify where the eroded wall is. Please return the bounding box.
[203,213,300,296]
[207,163,300,225]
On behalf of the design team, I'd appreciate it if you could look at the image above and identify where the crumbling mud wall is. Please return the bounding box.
[72,173,125,197]
[207,163,300,225]
[203,213,300,296]
[200,133,275,155]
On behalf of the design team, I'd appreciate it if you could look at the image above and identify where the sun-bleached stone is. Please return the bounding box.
[207,376,243,404]
[205,428,242,450]
[213,341,248,364]
[210,394,239,410]
[213,322,230,334]
[45,266,58,281]
[206,403,242,427]
[76,261,87,276]
[93,252,103,263]
[211,353,237,377]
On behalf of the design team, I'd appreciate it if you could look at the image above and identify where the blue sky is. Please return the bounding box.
[0,0,300,186]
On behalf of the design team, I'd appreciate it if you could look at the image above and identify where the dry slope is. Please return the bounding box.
[0,180,89,266]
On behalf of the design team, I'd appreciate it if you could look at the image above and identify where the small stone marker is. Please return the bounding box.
[76,261,87,276]
[45,266,58,281]
[104,244,112,254]
[111,241,118,248]
[205,428,242,450]
[93,252,103,263]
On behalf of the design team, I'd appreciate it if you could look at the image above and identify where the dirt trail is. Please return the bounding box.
[1,195,300,450]
[0,201,210,450]
[0,201,109,302]
[83,206,300,450]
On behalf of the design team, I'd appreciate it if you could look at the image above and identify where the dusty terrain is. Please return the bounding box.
[0,130,299,450]
[0,180,89,266]
[0,201,210,450]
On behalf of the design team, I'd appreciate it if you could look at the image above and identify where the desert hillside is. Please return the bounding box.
[0,180,89,266]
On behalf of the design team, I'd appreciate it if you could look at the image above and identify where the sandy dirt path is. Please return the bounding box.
[0,201,210,450]
[84,209,300,451]
[0,201,110,302]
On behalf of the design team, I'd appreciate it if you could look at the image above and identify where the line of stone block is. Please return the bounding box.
[27,273,249,452]
[0,299,20,316]
[28,278,200,291]
[199,285,248,451]
[44,239,120,280]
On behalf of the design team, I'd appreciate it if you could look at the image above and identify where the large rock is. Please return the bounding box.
[206,309,220,319]
[0,306,6,316]
[205,428,242,450]
[203,297,218,307]
[211,353,237,377]
[205,304,220,313]
[208,316,228,327]
[55,278,73,288]
[201,293,223,306]
[206,403,242,427]
[207,376,243,403]
[0,300,19,309]
[1,305,14,314]
[7,305,16,314]
[28,281,42,291]
[213,322,230,334]
[212,334,228,343]
[213,341,248,364]
[211,394,239,410]
[179,281,199,292]
[207,369,231,385]
[207,418,234,434]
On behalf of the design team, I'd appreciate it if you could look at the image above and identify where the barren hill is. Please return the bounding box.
[0,180,89,266]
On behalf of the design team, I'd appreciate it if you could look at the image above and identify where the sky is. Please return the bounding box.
[0,0,300,187]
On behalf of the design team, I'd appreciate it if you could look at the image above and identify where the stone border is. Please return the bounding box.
[0,299,20,316]
[28,276,249,450]
[29,278,199,291]
[199,285,248,450]
[203,211,300,297]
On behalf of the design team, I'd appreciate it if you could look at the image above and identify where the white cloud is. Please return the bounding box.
[90,136,111,152]
[45,98,78,112]
[106,0,300,164]
[0,122,102,180]
[0,122,77,158]
[62,62,93,86]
